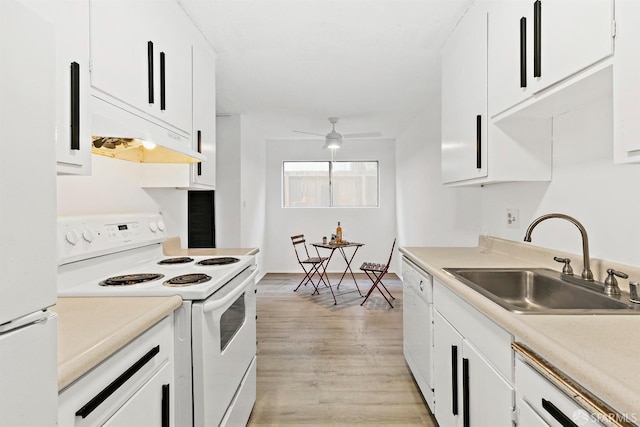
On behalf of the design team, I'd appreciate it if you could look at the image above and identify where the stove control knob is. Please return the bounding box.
[149,222,158,232]
[82,229,96,243]
[157,221,166,232]
[65,230,79,245]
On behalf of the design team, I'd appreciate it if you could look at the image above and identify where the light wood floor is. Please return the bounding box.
[247,273,436,426]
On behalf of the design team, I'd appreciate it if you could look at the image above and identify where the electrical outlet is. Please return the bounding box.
[506,208,519,229]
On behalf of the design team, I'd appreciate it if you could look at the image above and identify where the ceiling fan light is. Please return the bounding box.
[323,136,342,149]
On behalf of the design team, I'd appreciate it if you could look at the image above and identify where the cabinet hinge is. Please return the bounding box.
[511,407,519,425]
[611,20,617,38]
[88,58,93,73]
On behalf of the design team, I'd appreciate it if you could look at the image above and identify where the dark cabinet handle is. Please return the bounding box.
[75,346,160,418]
[462,358,470,427]
[70,62,80,150]
[197,130,202,176]
[476,115,482,169]
[542,398,578,427]
[451,345,458,415]
[520,17,527,88]
[162,384,170,427]
[534,0,542,77]
[147,41,154,104]
[160,52,166,111]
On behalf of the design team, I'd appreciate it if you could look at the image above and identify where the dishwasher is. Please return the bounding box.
[402,256,435,412]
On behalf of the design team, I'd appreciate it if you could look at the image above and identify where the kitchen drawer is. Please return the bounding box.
[515,357,604,427]
[58,316,174,427]
[434,279,513,380]
[518,396,550,427]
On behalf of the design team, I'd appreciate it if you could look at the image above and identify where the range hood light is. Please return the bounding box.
[142,140,157,150]
[91,136,204,163]
[90,96,205,163]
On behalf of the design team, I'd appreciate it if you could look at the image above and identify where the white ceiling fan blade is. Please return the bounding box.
[292,130,325,137]
[343,132,382,139]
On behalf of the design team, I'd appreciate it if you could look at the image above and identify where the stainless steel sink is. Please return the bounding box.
[443,268,640,314]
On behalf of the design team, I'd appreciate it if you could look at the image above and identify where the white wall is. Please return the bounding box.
[395,104,482,250]
[479,93,640,267]
[264,138,397,273]
[239,117,267,261]
[216,115,242,247]
[57,156,187,240]
[216,115,267,269]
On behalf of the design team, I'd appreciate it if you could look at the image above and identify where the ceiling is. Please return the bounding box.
[179,0,473,141]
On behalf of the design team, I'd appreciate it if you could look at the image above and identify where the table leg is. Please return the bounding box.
[335,246,363,296]
[313,246,337,304]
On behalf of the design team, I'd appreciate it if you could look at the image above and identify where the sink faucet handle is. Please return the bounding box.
[553,256,573,275]
[604,269,628,296]
[630,282,640,304]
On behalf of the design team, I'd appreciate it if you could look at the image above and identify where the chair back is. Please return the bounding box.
[291,234,311,262]
[383,238,397,270]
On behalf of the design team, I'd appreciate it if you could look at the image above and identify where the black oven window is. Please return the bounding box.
[220,293,245,351]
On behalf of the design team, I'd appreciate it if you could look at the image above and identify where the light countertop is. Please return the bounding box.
[51,296,182,391]
[162,237,259,256]
[400,239,640,420]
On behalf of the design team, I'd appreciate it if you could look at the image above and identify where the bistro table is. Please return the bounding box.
[311,241,364,304]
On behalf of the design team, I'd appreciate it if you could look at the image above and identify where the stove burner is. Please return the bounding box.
[157,257,194,265]
[196,257,240,266]
[100,273,165,286]
[164,273,212,287]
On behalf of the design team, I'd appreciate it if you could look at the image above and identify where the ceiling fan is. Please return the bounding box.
[293,117,381,149]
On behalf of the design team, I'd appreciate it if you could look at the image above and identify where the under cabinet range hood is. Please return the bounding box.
[90,96,205,163]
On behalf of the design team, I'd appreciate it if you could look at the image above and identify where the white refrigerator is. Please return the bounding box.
[0,1,59,425]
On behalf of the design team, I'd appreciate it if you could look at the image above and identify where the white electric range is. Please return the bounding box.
[57,213,258,427]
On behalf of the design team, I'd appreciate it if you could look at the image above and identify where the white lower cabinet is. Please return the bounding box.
[58,316,174,427]
[518,397,551,427]
[515,357,605,427]
[432,279,514,427]
[102,364,172,427]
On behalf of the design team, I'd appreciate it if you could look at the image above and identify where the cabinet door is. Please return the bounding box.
[433,311,464,427]
[441,2,488,183]
[532,0,613,94]
[489,0,613,116]
[488,0,532,116]
[90,0,192,135]
[103,363,173,427]
[191,40,216,188]
[23,0,91,175]
[463,341,514,427]
[614,0,640,160]
[151,0,193,134]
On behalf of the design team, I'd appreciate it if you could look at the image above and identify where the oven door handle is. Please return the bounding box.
[202,267,258,313]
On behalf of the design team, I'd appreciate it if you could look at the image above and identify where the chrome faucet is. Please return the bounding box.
[523,213,594,281]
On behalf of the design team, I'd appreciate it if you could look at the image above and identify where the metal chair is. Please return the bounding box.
[359,238,396,308]
[290,234,331,298]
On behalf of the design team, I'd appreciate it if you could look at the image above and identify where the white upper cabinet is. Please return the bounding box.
[140,30,218,189]
[441,2,488,184]
[190,39,217,189]
[89,0,192,136]
[23,0,92,175]
[614,0,640,163]
[441,1,552,186]
[489,0,614,117]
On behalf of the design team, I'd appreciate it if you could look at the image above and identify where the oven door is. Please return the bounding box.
[191,266,258,427]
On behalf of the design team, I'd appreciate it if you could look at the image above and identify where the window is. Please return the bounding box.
[283,161,378,207]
